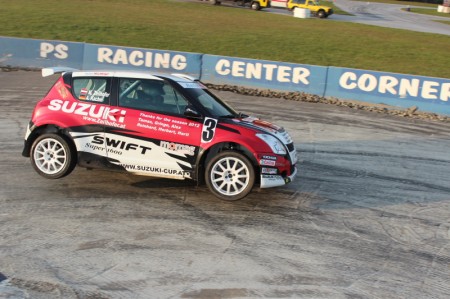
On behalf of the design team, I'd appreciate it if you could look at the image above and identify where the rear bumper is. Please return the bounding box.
[22,123,33,157]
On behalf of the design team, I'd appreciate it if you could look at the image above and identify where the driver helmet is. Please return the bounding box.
[139,80,165,104]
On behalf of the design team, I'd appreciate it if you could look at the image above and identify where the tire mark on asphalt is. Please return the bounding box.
[300,149,450,164]
[301,160,450,193]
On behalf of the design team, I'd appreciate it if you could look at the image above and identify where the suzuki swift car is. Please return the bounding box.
[22,68,298,200]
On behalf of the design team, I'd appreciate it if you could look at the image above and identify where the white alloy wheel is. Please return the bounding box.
[31,134,76,179]
[206,151,255,200]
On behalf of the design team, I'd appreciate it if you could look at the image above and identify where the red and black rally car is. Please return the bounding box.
[22,68,298,200]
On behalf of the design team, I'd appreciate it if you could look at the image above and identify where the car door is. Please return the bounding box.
[105,77,203,179]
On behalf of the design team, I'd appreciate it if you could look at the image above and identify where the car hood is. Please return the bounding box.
[229,116,294,145]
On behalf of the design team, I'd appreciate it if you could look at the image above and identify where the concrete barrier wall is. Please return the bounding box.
[82,43,202,77]
[201,55,328,96]
[0,37,84,69]
[1,36,449,115]
[326,67,450,115]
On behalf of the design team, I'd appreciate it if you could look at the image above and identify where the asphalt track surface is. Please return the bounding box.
[330,0,450,35]
[1,70,450,298]
[198,0,450,36]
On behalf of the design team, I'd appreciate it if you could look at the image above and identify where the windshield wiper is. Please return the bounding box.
[219,114,237,119]
[219,112,248,119]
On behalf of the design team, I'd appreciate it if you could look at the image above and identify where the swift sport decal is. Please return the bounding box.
[69,132,194,179]
[92,135,152,155]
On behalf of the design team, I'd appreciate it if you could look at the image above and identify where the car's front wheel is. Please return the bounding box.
[205,151,255,201]
[31,133,76,179]
[317,10,327,18]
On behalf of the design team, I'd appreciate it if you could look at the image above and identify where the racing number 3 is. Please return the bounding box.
[202,118,217,143]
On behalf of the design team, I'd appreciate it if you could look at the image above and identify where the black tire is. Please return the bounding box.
[317,10,326,18]
[251,2,261,10]
[30,133,77,179]
[205,151,255,201]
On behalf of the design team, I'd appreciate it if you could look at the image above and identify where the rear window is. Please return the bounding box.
[73,78,111,104]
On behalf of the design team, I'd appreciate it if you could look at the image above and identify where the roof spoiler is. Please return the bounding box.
[171,73,198,82]
[42,67,79,77]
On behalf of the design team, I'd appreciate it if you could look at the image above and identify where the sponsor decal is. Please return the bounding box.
[48,99,126,128]
[262,167,278,175]
[120,164,191,177]
[262,155,277,161]
[160,141,195,156]
[55,81,71,100]
[137,112,192,137]
[239,117,281,134]
[252,119,281,131]
[178,82,206,89]
[260,159,276,166]
[262,175,282,180]
[81,90,110,102]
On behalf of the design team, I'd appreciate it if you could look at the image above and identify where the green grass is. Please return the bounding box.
[0,0,449,78]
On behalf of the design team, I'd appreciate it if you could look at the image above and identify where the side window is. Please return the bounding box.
[162,85,189,115]
[73,78,110,103]
[118,78,188,115]
[119,78,141,108]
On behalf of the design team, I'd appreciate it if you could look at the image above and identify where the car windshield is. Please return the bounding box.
[181,85,238,118]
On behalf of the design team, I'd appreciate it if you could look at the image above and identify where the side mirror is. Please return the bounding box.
[184,106,202,119]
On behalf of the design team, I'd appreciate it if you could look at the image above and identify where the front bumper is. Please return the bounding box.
[260,165,297,188]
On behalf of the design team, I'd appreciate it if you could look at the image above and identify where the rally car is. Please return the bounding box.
[22,68,298,200]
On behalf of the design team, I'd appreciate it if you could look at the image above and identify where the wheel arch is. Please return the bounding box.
[23,124,76,158]
[195,141,259,184]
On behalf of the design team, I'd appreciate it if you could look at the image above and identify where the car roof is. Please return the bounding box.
[42,67,197,83]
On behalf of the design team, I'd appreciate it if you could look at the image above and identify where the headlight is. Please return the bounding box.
[256,133,286,155]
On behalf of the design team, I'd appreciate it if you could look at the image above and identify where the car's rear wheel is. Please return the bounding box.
[31,133,76,179]
[251,2,261,10]
[205,151,255,201]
